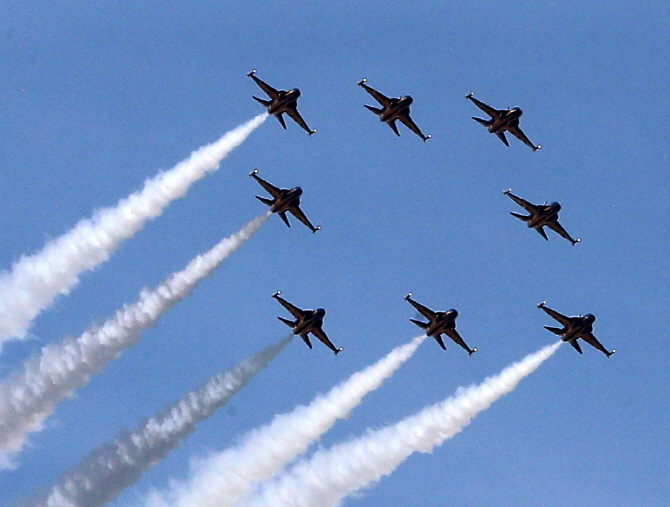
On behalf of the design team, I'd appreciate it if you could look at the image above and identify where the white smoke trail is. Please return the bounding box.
[0,114,267,347]
[141,335,427,507]
[30,336,292,507]
[241,341,562,507]
[0,214,270,469]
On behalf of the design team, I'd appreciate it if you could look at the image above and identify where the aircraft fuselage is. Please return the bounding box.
[379,96,413,123]
[425,310,459,337]
[291,308,326,336]
[527,202,561,228]
[266,89,301,115]
[561,314,596,343]
[271,187,303,213]
[489,108,523,134]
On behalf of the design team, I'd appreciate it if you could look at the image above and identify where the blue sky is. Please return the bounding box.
[1,2,668,506]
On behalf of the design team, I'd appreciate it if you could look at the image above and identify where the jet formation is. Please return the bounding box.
[466,92,541,151]
[404,293,477,355]
[358,79,431,142]
[244,71,613,359]
[504,189,580,245]
[272,291,343,355]
[250,169,321,233]
[248,70,317,135]
[538,302,615,357]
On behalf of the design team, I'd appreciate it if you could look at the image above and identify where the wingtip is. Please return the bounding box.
[470,347,478,356]
[247,69,257,77]
[534,144,542,151]
[423,134,432,142]
[466,91,475,99]
[538,300,547,308]
[608,349,616,357]
[313,225,322,234]
[334,347,344,356]
[272,290,281,297]
[404,292,413,300]
[503,188,512,195]
[309,129,318,136]
[573,238,582,245]
[358,78,367,86]
[249,168,259,177]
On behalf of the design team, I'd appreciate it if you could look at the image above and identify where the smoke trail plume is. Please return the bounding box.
[29,336,292,507]
[0,114,267,347]
[0,214,270,469]
[142,335,427,507]
[241,342,561,507]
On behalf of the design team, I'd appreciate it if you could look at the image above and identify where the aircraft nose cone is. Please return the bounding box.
[550,202,561,212]
[316,308,326,318]
[401,95,414,106]
[290,88,301,99]
[449,309,459,319]
[294,187,303,196]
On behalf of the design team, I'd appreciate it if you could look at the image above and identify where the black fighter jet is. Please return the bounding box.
[273,291,342,355]
[538,301,615,357]
[404,293,477,355]
[358,79,431,142]
[250,169,321,233]
[248,70,316,135]
[504,189,580,245]
[466,92,540,151]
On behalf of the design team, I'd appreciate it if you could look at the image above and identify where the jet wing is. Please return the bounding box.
[359,81,392,108]
[286,106,316,135]
[444,328,475,355]
[581,332,612,357]
[539,304,572,327]
[311,327,341,355]
[504,191,540,214]
[546,220,579,245]
[300,334,313,349]
[274,294,306,320]
[406,297,437,321]
[466,95,500,120]
[251,173,283,200]
[509,126,540,151]
[249,73,280,100]
[398,113,430,142]
[289,205,319,233]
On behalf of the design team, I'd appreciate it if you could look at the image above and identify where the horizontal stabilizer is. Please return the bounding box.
[472,116,492,127]
[255,195,275,207]
[544,325,564,336]
[252,96,272,107]
[300,333,313,349]
[364,104,384,116]
[410,318,429,330]
[278,316,296,328]
[510,211,530,222]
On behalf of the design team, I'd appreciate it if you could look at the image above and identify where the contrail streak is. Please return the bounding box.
[0,114,267,347]
[0,214,270,469]
[29,336,292,507]
[241,341,562,507]
[142,335,427,507]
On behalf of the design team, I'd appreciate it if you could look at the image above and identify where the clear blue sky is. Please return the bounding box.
[1,2,668,506]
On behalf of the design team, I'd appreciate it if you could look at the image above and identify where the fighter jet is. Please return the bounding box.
[504,189,580,245]
[538,302,615,357]
[358,79,431,142]
[466,92,540,151]
[250,169,321,233]
[248,70,316,135]
[404,293,477,355]
[272,291,342,355]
